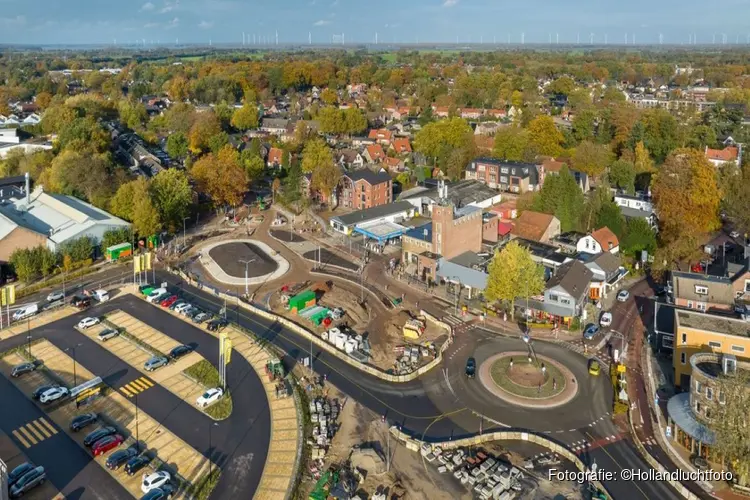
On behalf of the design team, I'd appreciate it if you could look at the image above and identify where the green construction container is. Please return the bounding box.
[288,290,316,312]
[105,242,132,261]
[311,309,330,325]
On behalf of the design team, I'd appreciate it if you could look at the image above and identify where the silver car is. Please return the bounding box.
[144,356,169,372]
[98,329,119,342]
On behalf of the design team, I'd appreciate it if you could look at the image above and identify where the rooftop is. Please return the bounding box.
[330,200,414,227]
[404,222,433,242]
[676,309,750,338]
[345,168,391,186]
[403,179,500,207]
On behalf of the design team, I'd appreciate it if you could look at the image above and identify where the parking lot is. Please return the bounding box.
[0,429,65,500]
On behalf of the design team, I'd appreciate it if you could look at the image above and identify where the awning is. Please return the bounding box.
[514,297,575,318]
[667,393,716,445]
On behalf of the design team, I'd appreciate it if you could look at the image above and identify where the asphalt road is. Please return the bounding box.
[0,293,271,500]
[302,248,359,271]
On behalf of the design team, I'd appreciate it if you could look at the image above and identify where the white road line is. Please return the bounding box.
[443,369,457,398]
[569,428,576,432]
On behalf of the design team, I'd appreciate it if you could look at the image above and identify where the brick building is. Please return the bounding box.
[339,169,393,210]
[465,157,541,193]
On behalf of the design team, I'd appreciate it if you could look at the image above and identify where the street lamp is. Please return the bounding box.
[208,422,219,477]
[238,259,256,297]
[26,318,31,357]
[64,343,83,387]
[183,216,190,248]
[56,264,66,302]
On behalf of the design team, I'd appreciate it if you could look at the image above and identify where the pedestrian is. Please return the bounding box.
[553,378,557,390]
[509,358,513,368]
[541,363,546,374]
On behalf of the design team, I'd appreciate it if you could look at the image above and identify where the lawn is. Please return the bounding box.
[489,356,566,398]
[184,359,233,420]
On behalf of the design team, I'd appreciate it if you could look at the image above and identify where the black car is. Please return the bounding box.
[72,295,91,309]
[106,448,138,470]
[70,412,98,432]
[32,384,59,400]
[465,357,476,378]
[207,318,228,332]
[9,466,46,498]
[125,455,152,476]
[168,344,194,360]
[8,462,35,487]
[83,426,117,447]
[11,362,37,378]
[141,484,175,500]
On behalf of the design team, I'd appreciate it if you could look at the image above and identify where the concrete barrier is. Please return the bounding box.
[388,427,612,498]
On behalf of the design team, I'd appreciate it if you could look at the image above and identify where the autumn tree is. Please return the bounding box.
[571,141,613,178]
[608,160,636,194]
[484,241,545,320]
[712,369,750,485]
[47,150,115,208]
[532,165,584,232]
[188,111,222,154]
[118,100,148,130]
[109,178,162,236]
[320,88,338,106]
[311,161,342,205]
[150,169,192,232]
[633,141,656,173]
[271,177,281,204]
[493,126,530,162]
[634,109,681,164]
[301,138,334,174]
[166,75,190,102]
[414,117,474,175]
[190,145,248,209]
[652,149,721,262]
[527,116,564,157]
[230,103,259,130]
[571,108,597,142]
[720,165,750,234]
[164,102,197,134]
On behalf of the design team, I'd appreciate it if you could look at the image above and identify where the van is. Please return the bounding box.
[146,288,167,303]
[94,289,110,302]
[12,304,38,322]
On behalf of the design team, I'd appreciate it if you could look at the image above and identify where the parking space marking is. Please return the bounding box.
[120,376,155,397]
[31,419,53,439]
[11,416,58,449]
[12,429,32,448]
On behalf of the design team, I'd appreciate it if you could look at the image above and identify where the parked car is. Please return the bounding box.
[616,290,630,302]
[465,357,476,378]
[160,295,178,308]
[139,285,155,296]
[169,345,194,360]
[186,308,202,320]
[144,356,169,372]
[583,324,600,340]
[92,434,124,456]
[207,318,228,332]
[192,312,209,323]
[9,466,45,498]
[78,317,100,329]
[106,447,139,470]
[8,462,35,487]
[125,455,152,476]
[11,361,40,378]
[32,384,59,400]
[93,289,110,302]
[196,388,224,408]
[83,426,117,447]
[589,359,601,376]
[40,386,69,404]
[599,312,612,328]
[691,455,709,470]
[146,288,168,303]
[47,291,65,302]
[71,295,91,309]
[141,484,175,500]
[70,413,98,432]
[142,471,171,494]
[169,300,186,311]
[175,303,192,315]
[98,328,119,342]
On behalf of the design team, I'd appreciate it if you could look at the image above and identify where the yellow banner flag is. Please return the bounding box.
[134,255,142,273]
[224,338,232,365]
[7,284,15,305]
[0,287,6,307]
[145,252,152,271]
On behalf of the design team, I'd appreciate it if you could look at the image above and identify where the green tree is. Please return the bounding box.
[301,138,334,174]
[102,227,133,250]
[637,109,681,164]
[59,236,94,263]
[342,108,368,135]
[711,369,750,486]
[9,248,38,282]
[109,179,141,221]
[164,102,196,134]
[571,108,597,142]
[166,132,189,160]
[532,165,584,232]
[620,218,657,257]
[283,160,303,202]
[721,165,750,234]
[118,100,148,130]
[47,150,114,208]
[230,103,259,130]
[320,88,338,106]
[311,161,342,204]
[547,76,576,96]
[484,241,545,320]
[527,116,564,157]
[150,169,192,233]
[208,132,230,155]
[609,160,636,194]
[109,178,162,235]
[571,141,613,178]
[241,151,265,183]
[595,202,625,239]
[418,104,434,126]
[493,127,529,162]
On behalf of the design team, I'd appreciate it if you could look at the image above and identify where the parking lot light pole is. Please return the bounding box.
[26,319,31,357]
[64,343,84,387]
[238,259,256,297]
[208,422,219,477]
[135,392,139,452]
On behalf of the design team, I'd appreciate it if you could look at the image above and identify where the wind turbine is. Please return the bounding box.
[589,32,594,44]
[521,32,525,45]
[659,33,663,45]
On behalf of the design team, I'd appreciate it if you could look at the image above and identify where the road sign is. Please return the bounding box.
[666,426,672,438]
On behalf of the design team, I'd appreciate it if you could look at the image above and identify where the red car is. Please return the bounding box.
[91,434,124,456]
[160,295,178,308]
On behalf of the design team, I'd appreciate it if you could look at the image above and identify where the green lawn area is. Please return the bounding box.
[489,357,566,398]
[184,360,232,420]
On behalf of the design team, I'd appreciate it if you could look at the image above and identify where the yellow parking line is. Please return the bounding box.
[38,418,57,435]
[120,385,135,397]
[31,420,52,439]
[18,426,38,445]
[12,430,32,448]
[139,378,154,388]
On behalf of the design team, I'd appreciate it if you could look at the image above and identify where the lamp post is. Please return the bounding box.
[56,265,66,302]
[208,422,219,477]
[135,391,140,451]
[238,259,256,297]
[26,318,31,357]
[64,343,83,387]
[183,216,190,247]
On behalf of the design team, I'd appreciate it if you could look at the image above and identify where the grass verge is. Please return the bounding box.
[184,359,233,420]
[189,468,221,500]
[101,317,167,358]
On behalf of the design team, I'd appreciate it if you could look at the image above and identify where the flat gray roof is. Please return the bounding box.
[676,309,750,338]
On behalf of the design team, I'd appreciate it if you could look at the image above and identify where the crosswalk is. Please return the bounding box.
[120,376,155,398]
[12,417,58,449]
[442,315,463,326]
[552,339,611,369]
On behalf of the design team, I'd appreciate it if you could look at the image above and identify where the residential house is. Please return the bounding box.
[368,128,393,145]
[519,260,593,325]
[260,118,289,136]
[301,174,333,206]
[614,194,658,230]
[465,157,541,193]
[487,109,507,120]
[460,108,484,120]
[351,136,376,147]
[510,211,561,244]
[584,251,624,302]
[474,122,502,136]
[670,264,750,314]
[705,145,740,167]
[490,199,518,220]
[267,147,284,168]
[432,106,450,118]
[336,149,365,169]
[384,157,405,172]
[540,158,589,192]
[390,138,412,154]
[339,169,392,210]
[21,114,41,126]
[363,144,386,163]
[577,227,620,255]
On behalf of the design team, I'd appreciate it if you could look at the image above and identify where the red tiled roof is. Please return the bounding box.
[366,144,386,161]
[392,138,412,153]
[268,147,283,164]
[498,221,514,236]
[542,158,566,173]
[368,128,392,141]
[591,227,619,251]
[511,211,555,241]
[705,146,738,162]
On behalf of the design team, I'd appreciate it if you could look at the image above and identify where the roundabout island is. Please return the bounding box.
[199,239,290,286]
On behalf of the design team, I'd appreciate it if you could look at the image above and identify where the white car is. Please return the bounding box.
[40,386,69,404]
[196,388,224,408]
[78,317,100,329]
[600,312,612,327]
[142,471,171,493]
[616,290,630,302]
[47,291,65,302]
[730,231,741,239]
[174,303,192,314]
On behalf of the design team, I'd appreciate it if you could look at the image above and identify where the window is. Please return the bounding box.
[681,333,687,345]
[548,294,559,302]
[687,300,694,309]
[680,352,686,364]
[695,380,702,393]
[706,387,713,400]
[719,391,726,405]
[732,345,745,353]
[501,167,509,174]
[696,302,707,312]
[695,401,701,414]
[695,285,708,295]
[708,341,722,349]
[745,280,750,293]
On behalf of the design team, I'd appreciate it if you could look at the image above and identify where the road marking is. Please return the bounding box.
[38,418,57,435]
[443,369,456,398]
[31,419,52,439]
[120,385,135,397]
[140,378,154,388]
[569,428,576,432]
[25,422,45,442]
[18,426,38,445]
[131,379,149,391]
[12,430,31,448]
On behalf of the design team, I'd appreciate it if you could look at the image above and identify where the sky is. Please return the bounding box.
[1,0,750,46]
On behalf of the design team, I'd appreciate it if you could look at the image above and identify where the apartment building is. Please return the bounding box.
[465,158,540,193]
[339,169,392,210]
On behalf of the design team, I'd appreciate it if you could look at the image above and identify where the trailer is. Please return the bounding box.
[289,290,317,313]
[105,242,132,261]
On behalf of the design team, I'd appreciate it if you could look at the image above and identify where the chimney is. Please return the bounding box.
[25,172,30,204]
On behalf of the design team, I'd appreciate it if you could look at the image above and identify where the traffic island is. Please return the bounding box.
[479,351,578,409]
[198,239,289,287]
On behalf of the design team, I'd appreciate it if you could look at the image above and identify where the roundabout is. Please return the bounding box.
[199,239,289,286]
[479,351,578,408]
